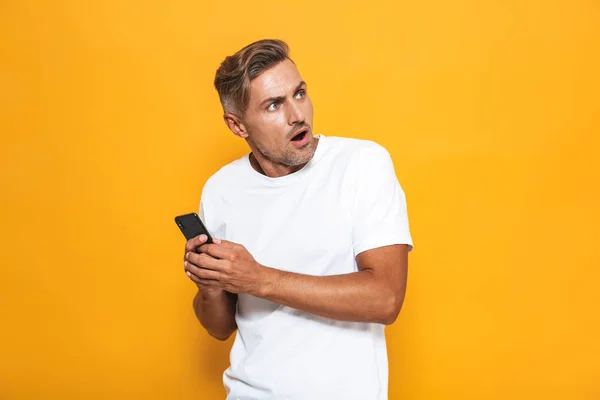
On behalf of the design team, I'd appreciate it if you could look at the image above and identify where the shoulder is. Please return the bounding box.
[201,156,248,201]
[325,135,390,155]
[324,135,392,167]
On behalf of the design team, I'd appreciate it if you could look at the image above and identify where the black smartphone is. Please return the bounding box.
[174,212,213,244]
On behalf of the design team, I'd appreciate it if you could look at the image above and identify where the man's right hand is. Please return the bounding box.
[183,234,222,295]
[183,233,238,341]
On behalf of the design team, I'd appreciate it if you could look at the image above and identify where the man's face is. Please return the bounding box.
[241,59,316,168]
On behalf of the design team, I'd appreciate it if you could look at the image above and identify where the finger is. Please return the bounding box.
[198,243,231,259]
[186,251,220,271]
[212,239,239,249]
[185,260,221,280]
[185,250,223,271]
[185,234,208,254]
[186,270,204,283]
[186,270,220,289]
[185,261,221,281]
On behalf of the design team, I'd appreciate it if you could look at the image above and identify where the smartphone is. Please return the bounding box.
[174,212,213,244]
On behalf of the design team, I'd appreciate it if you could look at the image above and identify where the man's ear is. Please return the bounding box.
[223,113,248,138]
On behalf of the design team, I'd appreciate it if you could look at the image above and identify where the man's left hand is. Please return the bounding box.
[184,239,266,295]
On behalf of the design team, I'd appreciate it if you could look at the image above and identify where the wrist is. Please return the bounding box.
[252,263,278,298]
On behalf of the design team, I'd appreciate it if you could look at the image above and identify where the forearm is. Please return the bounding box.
[258,267,405,325]
[193,289,237,341]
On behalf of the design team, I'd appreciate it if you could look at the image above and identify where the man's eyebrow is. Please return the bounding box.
[259,81,307,107]
[294,80,307,93]
[260,95,285,107]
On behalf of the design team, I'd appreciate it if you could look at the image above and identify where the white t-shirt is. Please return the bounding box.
[199,134,413,400]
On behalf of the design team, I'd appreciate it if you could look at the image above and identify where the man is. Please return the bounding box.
[183,39,413,400]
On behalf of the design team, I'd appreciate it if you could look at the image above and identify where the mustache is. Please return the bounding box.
[288,123,311,139]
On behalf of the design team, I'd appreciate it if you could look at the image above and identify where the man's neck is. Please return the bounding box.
[249,138,319,178]
[249,152,304,178]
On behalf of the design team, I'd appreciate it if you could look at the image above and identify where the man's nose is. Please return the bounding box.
[287,101,305,126]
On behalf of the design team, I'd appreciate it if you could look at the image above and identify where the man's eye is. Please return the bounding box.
[267,103,279,111]
[295,90,305,99]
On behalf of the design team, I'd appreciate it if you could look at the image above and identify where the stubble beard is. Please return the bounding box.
[258,137,316,167]
[249,126,317,167]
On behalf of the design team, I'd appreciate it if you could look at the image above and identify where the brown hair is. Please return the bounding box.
[214,39,291,117]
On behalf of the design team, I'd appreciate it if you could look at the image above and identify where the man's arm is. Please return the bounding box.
[192,288,237,341]
[184,234,237,341]
[258,244,408,325]
[186,240,409,325]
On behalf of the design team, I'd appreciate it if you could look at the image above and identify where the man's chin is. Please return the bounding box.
[286,140,316,166]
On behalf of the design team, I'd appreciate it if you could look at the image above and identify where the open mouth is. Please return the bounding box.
[291,128,309,142]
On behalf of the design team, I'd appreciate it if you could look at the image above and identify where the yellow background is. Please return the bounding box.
[1,0,599,398]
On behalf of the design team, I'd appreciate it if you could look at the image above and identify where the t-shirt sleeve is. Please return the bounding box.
[198,182,226,240]
[198,195,210,229]
[351,144,414,256]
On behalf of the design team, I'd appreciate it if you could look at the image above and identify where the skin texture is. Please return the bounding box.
[184,59,409,341]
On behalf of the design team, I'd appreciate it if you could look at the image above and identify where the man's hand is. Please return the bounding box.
[184,238,265,295]
[183,234,222,295]
[183,234,239,341]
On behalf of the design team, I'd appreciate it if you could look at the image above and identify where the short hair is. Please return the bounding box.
[214,39,291,117]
